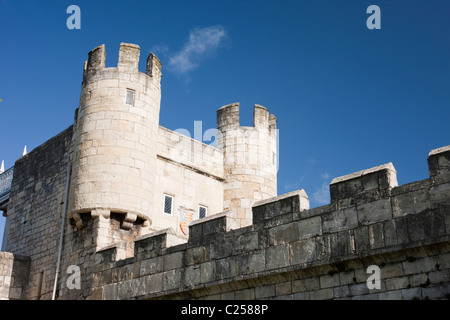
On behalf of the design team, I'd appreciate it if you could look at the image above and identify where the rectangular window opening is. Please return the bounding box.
[198,205,207,219]
[163,194,173,215]
[126,89,135,106]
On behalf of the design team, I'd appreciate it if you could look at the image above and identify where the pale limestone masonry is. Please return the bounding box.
[0,42,449,300]
[217,103,278,227]
[0,43,277,299]
[68,43,162,230]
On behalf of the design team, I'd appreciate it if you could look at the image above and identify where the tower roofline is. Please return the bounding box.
[82,43,162,84]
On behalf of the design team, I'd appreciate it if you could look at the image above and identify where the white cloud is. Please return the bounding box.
[150,43,170,59]
[168,25,228,75]
[312,172,331,205]
[320,172,331,180]
[312,181,330,205]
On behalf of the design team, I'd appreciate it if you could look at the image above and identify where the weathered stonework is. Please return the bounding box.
[0,42,449,300]
[217,103,278,228]
[87,146,450,300]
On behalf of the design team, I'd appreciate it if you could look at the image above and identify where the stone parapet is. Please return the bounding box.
[90,145,450,300]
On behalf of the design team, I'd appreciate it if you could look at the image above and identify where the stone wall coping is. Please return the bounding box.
[330,162,396,185]
[189,211,231,227]
[253,189,308,208]
[95,243,118,254]
[135,228,177,242]
[429,144,450,157]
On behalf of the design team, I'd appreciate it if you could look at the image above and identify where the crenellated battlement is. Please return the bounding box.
[82,43,162,86]
[216,103,277,133]
[216,102,278,228]
[69,42,163,232]
[2,41,449,301]
[90,145,450,300]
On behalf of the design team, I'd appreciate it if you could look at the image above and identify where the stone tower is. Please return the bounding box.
[67,43,162,247]
[217,103,278,227]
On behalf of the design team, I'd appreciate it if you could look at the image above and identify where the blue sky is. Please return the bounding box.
[1,0,449,246]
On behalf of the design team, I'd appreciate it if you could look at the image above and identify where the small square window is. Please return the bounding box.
[126,89,135,106]
[163,194,173,215]
[198,205,207,219]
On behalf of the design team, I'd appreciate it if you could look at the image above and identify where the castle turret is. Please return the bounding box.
[67,43,162,241]
[217,103,278,227]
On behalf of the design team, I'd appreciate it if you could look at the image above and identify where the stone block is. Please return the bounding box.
[210,239,232,260]
[117,280,132,299]
[320,273,340,288]
[134,231,167,256]
[421,283,450,299]
[215,258,238,280]
[402,256,437,276]
[144,273,163,294]
[184,265,201,288]
[130,277,146,297]
[265,244,290,270]
[437,253,450,269]
[163,251,183,271]
[428,145,450,177]
[239,250,265,274]
[255,285,275,299]
[392,188,430,217]
[200,261,215,284]
[383,263,403,279]
[290,238,317,265]
[354,225,370,253]
[95,245,117,264]
[393,217,409,245]
[429,183,450,209]
[232,232,259,254]
[377,290,402,300]
[401,287,422,300]
[162,269,182,291]
[383,219,398,247]
[269,222,298,245]
[139,256,163,276]
[368,223,385,249]
[234,288,255,300]
[189,212,231,245]
[322,206,358,233]
[428,269,450,284]
[252,190,309,223]
[310,288,333,300]
[349,283,369,296]
[298,216,322,240]
[185,246,208,266]
[334,285,351,298]
[409,273,428,287]
[385,276,410,291]
[339,270,356,286]
[292,277,320,292]
[330,163,397,201]
[103,284,118,300]
[407,211,446,242]
[275,281,292,296]
[357,199,392,225]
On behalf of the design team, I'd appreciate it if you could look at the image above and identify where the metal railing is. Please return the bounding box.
[0,166,14,198]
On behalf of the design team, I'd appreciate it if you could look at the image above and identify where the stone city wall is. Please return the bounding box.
[89,145,450,300]
[2,127,73,299]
